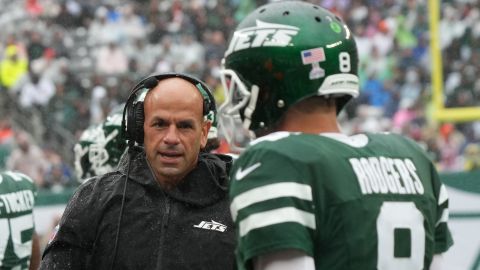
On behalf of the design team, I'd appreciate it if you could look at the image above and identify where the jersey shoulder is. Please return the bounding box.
[236,132,309,170]
[0,171,36,193]
[243,131,320,160]
[0,171,36,219]
[368,132,428,156]
[231,132,317,197]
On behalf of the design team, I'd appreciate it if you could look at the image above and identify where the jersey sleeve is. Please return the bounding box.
[430,164,454,253]
[400,134,454,254]
[229,145,316,270]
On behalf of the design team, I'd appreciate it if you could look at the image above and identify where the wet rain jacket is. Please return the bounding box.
[40,147,236,270]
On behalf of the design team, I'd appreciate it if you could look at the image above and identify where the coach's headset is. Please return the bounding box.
[111,73,216,270]
[122,72,217,146]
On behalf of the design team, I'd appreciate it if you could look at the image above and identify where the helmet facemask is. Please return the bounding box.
[218,68,259,152]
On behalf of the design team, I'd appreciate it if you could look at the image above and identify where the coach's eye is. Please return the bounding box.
[178,122,193,130]
[153,120,168,128]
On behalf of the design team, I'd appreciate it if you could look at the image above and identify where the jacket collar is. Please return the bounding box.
[118,146,233,207]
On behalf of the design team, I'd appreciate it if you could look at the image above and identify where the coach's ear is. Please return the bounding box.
[200,120,212,149]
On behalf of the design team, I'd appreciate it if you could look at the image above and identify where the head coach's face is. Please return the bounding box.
[143,77,211,188]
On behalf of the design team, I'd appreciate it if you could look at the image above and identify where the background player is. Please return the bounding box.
[219,1,453,269]
[73,104,127,182]
[0,171,39,270]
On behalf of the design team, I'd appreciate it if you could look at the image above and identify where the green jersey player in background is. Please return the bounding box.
[73,104,127,182]
[218,1,453,270]
[0,171,39,270]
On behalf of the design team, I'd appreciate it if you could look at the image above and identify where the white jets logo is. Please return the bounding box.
[193,220,227,232]
[235,162,261,180]
[225,20,299,56]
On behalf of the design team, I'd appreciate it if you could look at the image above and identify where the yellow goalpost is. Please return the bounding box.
[428,0,480,122]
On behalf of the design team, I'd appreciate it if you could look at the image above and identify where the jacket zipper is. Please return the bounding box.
[156,194,170,268]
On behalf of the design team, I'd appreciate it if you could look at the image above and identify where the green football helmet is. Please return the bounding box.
[218,1,359,151]
[207,104,218,141]
[205,109,220,152]
[74,104,127,182]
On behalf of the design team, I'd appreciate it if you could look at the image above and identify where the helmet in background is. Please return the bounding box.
[74,105,127,182]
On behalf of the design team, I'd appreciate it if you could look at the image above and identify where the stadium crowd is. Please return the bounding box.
[0,0,479,190]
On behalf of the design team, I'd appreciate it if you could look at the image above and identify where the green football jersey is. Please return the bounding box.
[229,132,453,270]
[0,171,37,269]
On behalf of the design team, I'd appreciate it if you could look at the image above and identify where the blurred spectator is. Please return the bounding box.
[89,75,108,125]
[148,16,169,44]
[88,6,116,45]
[26,0,44,17]
[154,36,175,73]
[18,71,56,109]
[124,38,161,75]
[393,99,418,131]
[0,45,28,90]
[117,4,146,41]
[204,73,224,105]
[53,1,82,29]
[463,143,480,171]
[26,30,46,62]
[0,117,13,145]
[178,33,205,76]
[95,42,128,75]
[372,19,395,56]
[43,147,75,192]
[49,30,70,59]
[363,45,395,82]
[6,130,50,187]
[0,117,14,169]
[359,73,392,110]
[399,67,422,107]
[437,123,465,171]
[44,83,78,139]
[31,49,68,84]
[204,30,226,62]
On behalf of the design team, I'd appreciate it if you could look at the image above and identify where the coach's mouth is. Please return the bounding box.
[159,151,183,163]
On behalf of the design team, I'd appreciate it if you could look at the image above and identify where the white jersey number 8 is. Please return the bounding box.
[377,202,425,270]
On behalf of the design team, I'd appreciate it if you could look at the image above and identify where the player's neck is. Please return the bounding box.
[277,110,341,134]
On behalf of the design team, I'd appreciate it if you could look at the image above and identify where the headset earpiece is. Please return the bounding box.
[132,101,145,144]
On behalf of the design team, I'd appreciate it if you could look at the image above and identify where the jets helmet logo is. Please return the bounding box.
[225,20,299,56]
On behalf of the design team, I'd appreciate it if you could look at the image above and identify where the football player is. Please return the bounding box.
[73,104,127,182]
[0,171,40,270]
[219,2,453,270]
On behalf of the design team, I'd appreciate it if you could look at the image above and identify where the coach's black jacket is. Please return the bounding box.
[40,147,236,270]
